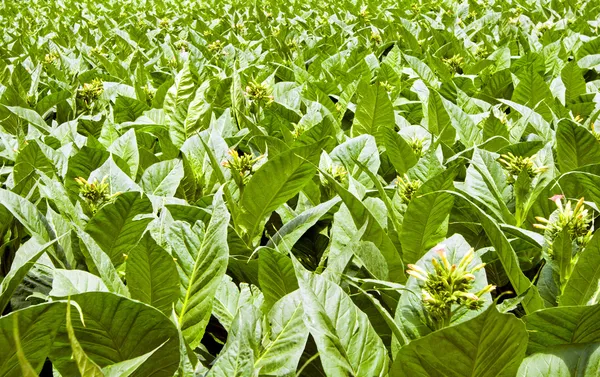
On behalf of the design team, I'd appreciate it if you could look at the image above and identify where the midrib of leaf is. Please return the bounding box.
[253,303,302,368]
[304,282,357,376]
[244,161,310,241]
[177,231,206,326]
[153,161,180,195]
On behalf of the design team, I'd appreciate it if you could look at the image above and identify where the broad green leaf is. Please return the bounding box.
[50,292,180,377]
[238,142,323,243]
[167,190,230,348]
[390,306,528,377]
[206,297,260,377]
[0,303,66,377]
[351,84,395,142]
[0,188,53,243]
[400,167,456,265]
[139,159,184,197]
[266,197,340,250]
[561,61,587,104]
[464,149,513,223]
[49,269,109,297]
[293,257,389,377]
[427,90,455,145]
[165,63,196,148]
[85,191,153,265]
[0,238,60,313]
[560,230,600,306]
[556,119,600,172]
[76,229,129,296]
[524,303,600,354]
[321,169,405,282]
[517,343,600,377]
[254,291,308,376]
[212,275,241,331]
[511,63,553,114]
[65,301,105,377]
[12,314,38,377]
[258,248,298,311]
[114,96,149,124]
[383,127,418,176]
[4,105,51,133]
[126,233,179,314]
[108,129,139,178]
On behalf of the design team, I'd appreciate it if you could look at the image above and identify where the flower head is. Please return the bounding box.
[498,152,546,183]
[407,246,493,330]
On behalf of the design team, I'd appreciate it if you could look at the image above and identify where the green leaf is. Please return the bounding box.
[65,300,105,377]
[560,230,600,306]
[517,343,600,377]
[321,169,405,282]
[427,90,455,145]
[0,188,53,243]
[238,142,323,243]
[0,303,66,377]
[464,149,513,223]
[400,167,456,265]
[165,63,196,148]
[50,292,180,377]
[108,129,139,178]
[85,191,153,265]
[126,233,179,314]
[390,306,528,377]
[258,248,298,311]
[3,105,51,133]
[206,296,260,377]
[75,228,129,296]
[49,269,109,297]
[556,120,600,172]
[12,313,38,377]
[511,63,553,112]
[524,303,600,354]
[254,291,308,376]
[139,159,184,197]
[292,257,389,377]
[167,190,230,348]
[351,84,395,142]
[0,238,60,313]
[383,128,418,176]
[561,61,587,105]
[266,197,340,251]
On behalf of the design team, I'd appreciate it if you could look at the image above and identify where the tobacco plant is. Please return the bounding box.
[1,0,600,376]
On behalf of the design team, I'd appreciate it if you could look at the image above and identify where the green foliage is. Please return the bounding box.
[1,0,600,375]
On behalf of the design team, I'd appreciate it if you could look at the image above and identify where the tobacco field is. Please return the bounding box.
[1,0,600,375]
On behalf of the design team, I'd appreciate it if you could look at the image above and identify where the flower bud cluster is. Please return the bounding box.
[75,176,117,214]
[407,246,494,329]
[534,195,593,252]
[221,149,263,185]
[498,152,546,183]
[396,174,421,204]
[77,78,103,109]
[245,81,274,105]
